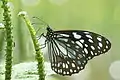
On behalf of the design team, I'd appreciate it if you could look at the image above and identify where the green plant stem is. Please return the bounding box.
[19,12,45,80]
[1,0,13,80]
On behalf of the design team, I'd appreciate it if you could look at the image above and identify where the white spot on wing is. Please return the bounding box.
[91,46,95,50]
[59,34,69,37]
[77,57,80,59]
[77,66,80,70]
[55,68,57,71]
[66,64,68,68]
[80,39,84,43]
[72,32,81,39]
[80,66,83,69]
[74,70,77,72]
[58,69,60,72]
[70,69,73,72]
[88,39,94,43]
[63,71,66,74]
[63,63,65,68]
[84,60,86,63]
[71,41,74,44]
[67,61,70,64]
[86,34,92,39]
[73,51,76,55]
[98,46,100,49]
[76,41,83,48]
[106,45,108,48]
[106,40,109,44]
[85,44,88,47]
[84,48,88,54]
[58,63,60,67]
[66,44,70,47]
[91,51,94,55]
[84,31,89,34]
[67,72,69,74]
[75,45,79,49]
[98,42,103,47]
[72,63,75,67]
[103,49,106,52]
[95,53,98,55]
[97,37,102,41]
[88,56,91,60]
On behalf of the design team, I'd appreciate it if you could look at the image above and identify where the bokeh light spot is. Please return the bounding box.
[49,0,68,6]
[109,61,120,80]
[7,2,14,10]
[21,0,40,6]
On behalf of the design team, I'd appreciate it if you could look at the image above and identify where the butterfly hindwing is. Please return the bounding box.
[47,36,87,75]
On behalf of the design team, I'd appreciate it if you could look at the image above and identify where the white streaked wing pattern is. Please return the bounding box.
[54,30,111,60]
[47,38,87,75]
[44,27,111,76]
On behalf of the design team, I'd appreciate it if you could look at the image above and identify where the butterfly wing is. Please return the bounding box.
[54,30,111,60]
[46,30,111,76]
[47,36,88,76]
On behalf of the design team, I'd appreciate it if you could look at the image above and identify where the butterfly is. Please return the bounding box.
[40,26,111,76]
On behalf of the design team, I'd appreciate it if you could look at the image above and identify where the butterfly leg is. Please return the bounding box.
[36,33,45,40]
[40,39,47,49]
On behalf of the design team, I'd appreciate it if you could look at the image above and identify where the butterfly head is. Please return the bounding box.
[46,26,53,33]
[46,26,54,40]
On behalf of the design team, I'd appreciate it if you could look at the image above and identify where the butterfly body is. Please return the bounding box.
[42,26,111,76]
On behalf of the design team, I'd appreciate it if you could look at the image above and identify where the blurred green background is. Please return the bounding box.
[0,0,120,80]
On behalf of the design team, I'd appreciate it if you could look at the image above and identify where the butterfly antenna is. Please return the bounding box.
[32,17,50,35]
[32,17,49,27]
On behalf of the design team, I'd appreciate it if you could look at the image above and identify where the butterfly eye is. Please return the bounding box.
[41,27,111,76]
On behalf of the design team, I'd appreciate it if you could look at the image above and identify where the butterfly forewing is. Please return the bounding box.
[54,30,111,60]
[44,27,111,76]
